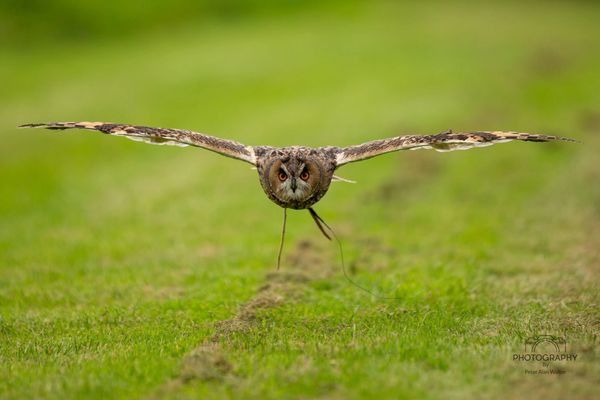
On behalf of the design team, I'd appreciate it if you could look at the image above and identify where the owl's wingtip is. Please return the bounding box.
[18,123,42,128]
[17,122,72,130]
[547,135,581,144]
[563,136,582,144]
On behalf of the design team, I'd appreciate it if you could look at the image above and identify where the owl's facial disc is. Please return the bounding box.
[258,148,336,210]
[266,157,323,209]
[277,162,310,201]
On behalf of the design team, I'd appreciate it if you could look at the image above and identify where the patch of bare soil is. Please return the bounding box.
[147,238,337,398]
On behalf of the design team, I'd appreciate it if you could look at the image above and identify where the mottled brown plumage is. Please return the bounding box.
[20,121,575,269]
[20,122,574,211]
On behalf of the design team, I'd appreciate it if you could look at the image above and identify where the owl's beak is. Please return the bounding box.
[290,178,297,192]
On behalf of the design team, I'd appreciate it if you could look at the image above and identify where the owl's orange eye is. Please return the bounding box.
[278,171,288,182]
[300,170,310,181]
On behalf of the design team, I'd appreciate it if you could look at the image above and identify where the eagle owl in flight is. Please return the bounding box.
[21,122,573,266]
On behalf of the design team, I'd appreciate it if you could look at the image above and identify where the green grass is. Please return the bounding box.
[1,2,599,399]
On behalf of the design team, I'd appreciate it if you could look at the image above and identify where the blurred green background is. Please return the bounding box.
[1,1,599,399]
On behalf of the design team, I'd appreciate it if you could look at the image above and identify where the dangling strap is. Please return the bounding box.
[308,207,331,240]
[308,207,401,300]
[276,208,287,270]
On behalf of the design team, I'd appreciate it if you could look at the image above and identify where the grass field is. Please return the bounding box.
[1,2,599,399]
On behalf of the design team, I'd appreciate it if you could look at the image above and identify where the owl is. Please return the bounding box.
[20,122,574,266]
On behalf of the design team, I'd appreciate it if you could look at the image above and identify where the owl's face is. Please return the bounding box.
[257,149,336,210]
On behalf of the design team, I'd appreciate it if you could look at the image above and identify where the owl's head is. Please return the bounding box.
[257,148,336,209]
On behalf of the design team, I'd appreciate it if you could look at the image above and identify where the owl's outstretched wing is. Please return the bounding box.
[335,130,575,166]
[19,122,257,165]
